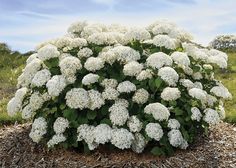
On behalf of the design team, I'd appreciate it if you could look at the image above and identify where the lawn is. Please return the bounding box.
[0,44,235,126]
[0,44,28,125]
[215,52,236,123]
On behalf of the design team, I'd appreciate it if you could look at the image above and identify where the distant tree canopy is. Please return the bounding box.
[0,43,11,54]
[0,42,34,56]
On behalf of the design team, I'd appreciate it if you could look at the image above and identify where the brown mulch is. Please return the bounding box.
[0,122,236,168]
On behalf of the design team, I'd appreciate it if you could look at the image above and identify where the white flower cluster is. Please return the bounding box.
[8,20,231,155]
[146,52,173,69]
[144,103,170,121]
[59,56,82,83]
[161,87,181,101]
[29,117,47,143]
[109,103,129,126]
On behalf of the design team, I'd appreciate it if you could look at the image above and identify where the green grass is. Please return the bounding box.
[0,44,28,126]
[215,52,236,123]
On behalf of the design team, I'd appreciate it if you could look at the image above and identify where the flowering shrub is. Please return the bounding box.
[210,35,236,52]
[7,20,232,156]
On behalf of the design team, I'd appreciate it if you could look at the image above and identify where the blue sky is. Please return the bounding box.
[1,0,236,52]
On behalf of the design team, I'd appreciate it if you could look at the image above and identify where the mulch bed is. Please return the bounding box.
[0,122,236,168]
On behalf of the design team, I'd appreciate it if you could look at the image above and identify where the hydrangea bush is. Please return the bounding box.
[7,20,232,155]
[210,35,236,51]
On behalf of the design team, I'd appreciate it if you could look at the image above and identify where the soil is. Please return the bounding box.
[0,121,236,168]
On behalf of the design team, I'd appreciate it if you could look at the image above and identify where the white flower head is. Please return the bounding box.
[29,92,45,111]
[206,94,217,107]
[123,61,143,76]
[168,129,185,147]
[98,49,118,65]
[77,124,98,150]
[84,57,104,71]
[32,69,51,87]
[53,117,69,134]
[145,123,163,141]
[117,81,136,93]
[180,79,195,90]
[65,88,90,109]
[37,44,60,61]
[59,56,82,82]
[153,35,177,50]
[102,87,119,100]
[132,88,149,104]
[167,119,181,129]
[93,124,112,144]
[191,107,202,122]
[144,103,170,121]
[29,117,47,143]
[26,53,38,64]
[101,78,118,88]
[7,97,22,117]
[136,69,153,81]
[127,115,143,132]
[77,47,93,58]
[111,128,134,149]
[67,21,87,34]
[14,87,28,101]
[210,85,232,99]
[192,72,203,80]
[17,58,42,87]
[188,88,207,102]
[47,134,66,148]
[22,105,34,119]
[114,99,129,108]
[111,46,140,63]
[46,75,67,97]
[88,89,105,110]
[203,108,220,125]
[207,55,227,69]
[161,87,181,101]
[69,38,87,49]
[124,28,151,41]
[82,73,99,85]
[146,52,173,70]
[131,133,146,153]
[170,51,190,67]
[158,67,179,86]
[109,104,129,126]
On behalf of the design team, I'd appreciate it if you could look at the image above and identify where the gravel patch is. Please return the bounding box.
[0,121,235,168]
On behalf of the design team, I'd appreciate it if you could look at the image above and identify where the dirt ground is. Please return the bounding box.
[0,121,236,168]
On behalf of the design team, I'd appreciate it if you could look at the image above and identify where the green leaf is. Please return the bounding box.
[100,118,111,125]
[101,106,109,116]
[169,101,177,107]
[181,127,190,141]
[155,77,162,89]
[50,107,57,113]
[192,65,200,72]
[44,57,59,68]
[173,107,184,116]
[63,108,78,121]
[70,120,79,128]
[83,142,90,154]
[78,117,88,124]
[148,79,156,92]
[87,110,97,120]
[59,104,66,110]
[151,147,165,156]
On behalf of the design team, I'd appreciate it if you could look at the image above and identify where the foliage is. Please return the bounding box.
[6,21,233,155]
